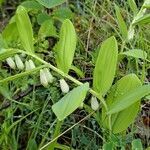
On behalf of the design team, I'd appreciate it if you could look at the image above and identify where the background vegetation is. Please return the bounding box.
[0,0,149,149]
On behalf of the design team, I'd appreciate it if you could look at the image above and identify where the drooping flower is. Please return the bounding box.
[6,57,16,69]
[59,79,69,93]
[25,59,36,71]
[43,68,53,83]
[91,96,99,111]
[14,54,24,70]
[40,69,48,87]
[25,60,30,71]
[28,59,36,69]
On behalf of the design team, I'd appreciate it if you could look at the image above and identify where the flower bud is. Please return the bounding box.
[28,59,36,69]
[40,69,48,87]
[6,57,16,69]
[14,54,24,70]
[59,79,69,93]
[43,68,53,83]
[91,96,99,111]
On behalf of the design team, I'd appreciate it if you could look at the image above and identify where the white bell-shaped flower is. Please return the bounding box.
[6,57,16,69]
[91,96,99,111]
[40,69,48,87]
[25,60,30,71]
[44,68,53,83]
[28,59,36,69]
[14,54,24,70]
[59,79,69,93]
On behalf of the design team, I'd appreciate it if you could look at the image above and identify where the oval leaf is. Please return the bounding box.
[38,19,57,38]
[121,49,147,59]
[54,19,77,74]
[132,139,143,149]
[2,22,19,43]
[93,36,118,96]
[21,1,44,11]
[102,74,142,133]
[108,84,150,115]
[16,6,34,53]
[36,0,66,8]
[52,83,89,121]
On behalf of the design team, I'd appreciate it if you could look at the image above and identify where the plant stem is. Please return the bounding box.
[120,40,126,53]
[108,115,112,136]
[16,49,108,111]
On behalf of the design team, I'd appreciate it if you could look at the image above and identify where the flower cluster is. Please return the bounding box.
[6,55,70,94]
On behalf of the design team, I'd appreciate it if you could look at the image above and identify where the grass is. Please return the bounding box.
[0,0,150,149]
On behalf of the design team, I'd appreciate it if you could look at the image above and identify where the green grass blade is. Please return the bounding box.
[115,4,128,40]
[128,0,138,16]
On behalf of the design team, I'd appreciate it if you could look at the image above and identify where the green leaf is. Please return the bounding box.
[37,12,50,25]
[54,19,77,74]
[128,0,138,16]
[132,139,143,150]
[146,95,150,100]
[0,0,4,6]
[2,22,19,43]
[55,143,70,150]
[143,4,150,9]
[53,7,74,21]
[102,74,142,133]
[38,19,57,38]
[36,0,66,8]
[108,84,150,115]
[103,142,114,150]
[0,85,10,99]
[120,49,147,59]
[16,6,34,53]
[93,36,118,96]
[21,1,44,11]
[133,14,150,25]
[27,139,38,150]
[0,34,7,50]
[52,83,89,121]
[115,4,128,40]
